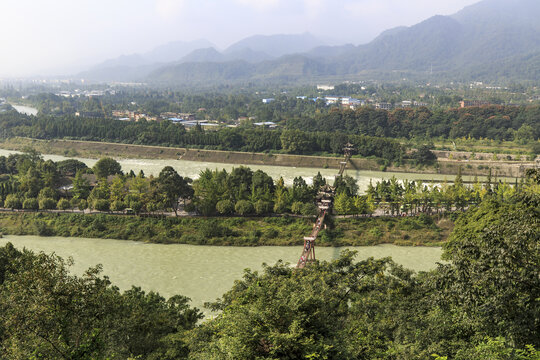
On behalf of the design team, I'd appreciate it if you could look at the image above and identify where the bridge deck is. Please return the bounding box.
[297,147,354,268]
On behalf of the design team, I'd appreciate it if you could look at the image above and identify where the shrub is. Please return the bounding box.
[39,198,56,210]
[57,198,71,211]
[531,142,540,156]
[202,220,233,238]
[184,203,196,213]
[235,200,254,216]
[93,199,110,212]
[23,198,39,210]
[263,228,279,239]
[254,200,273,215]
[300,203,318,216]
[129,200,143,214]
[400,218,422,231]
[411,145,437,166]
[5,194,22,210]
[77,199,88,211]
[273,199,288,214]
[291,201,303,214]
[368,227,383,239]
[110,200,126,212]
[216,199,234,215]
[33,220,53,236]
[417,213,434,226]
[38,187,58,200]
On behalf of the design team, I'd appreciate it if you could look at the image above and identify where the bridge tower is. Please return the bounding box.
[343,142,355,158]
[338,142,356,176]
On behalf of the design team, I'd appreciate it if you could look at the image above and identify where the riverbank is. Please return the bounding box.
[0,212,453,246]
[0,137,531,177]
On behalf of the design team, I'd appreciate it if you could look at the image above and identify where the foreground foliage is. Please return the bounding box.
[0,184,537,359]
[0,244,202,359]
[188,190,539,359]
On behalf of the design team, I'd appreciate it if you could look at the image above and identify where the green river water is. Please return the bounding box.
[0,236,442,314]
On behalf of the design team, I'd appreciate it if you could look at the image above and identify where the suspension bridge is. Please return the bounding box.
[296,143,355,269]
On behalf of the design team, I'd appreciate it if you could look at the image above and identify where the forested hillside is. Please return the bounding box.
[142,0,540,84]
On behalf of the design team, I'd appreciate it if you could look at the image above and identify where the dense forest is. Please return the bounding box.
[0,176,538,358]
[0,111,405,161]
[1,103,539,162]
[288,105,540,141]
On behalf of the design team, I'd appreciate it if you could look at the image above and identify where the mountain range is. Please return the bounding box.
[78,0,540,84]
[79,33,325,82]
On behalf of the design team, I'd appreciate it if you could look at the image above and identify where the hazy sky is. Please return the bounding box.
[0,0,479,77]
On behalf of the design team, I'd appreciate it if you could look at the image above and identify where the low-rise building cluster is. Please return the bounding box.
[111,110,158,121]
[289,95,427,110]
[55,89,116,98]
[111,109,222,129]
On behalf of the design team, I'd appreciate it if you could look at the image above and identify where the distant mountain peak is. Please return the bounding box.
[144,39,216,63]
[225,33,325,58]
[179,47,225,63]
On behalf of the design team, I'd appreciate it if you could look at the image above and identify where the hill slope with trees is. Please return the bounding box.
[146,0,540,84]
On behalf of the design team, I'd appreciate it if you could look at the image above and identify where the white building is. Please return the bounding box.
[317,85,335,91]
[324,96,340,105]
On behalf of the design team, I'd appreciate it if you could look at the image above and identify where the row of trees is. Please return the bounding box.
[333,171,519,216]
[288,105,540,141]
[0,152,326,216]
[0,183,538,358]
[192,167,325,217]
[0,111,405,161]
[0,151,514,218]
[0,152,193,215]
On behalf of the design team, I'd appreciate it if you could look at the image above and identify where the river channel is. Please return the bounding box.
[10,104,39,116]
[0,148,479,193]
[0,235,443,313]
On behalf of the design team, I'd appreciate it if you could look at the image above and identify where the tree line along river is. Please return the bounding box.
[0,148,485,193]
